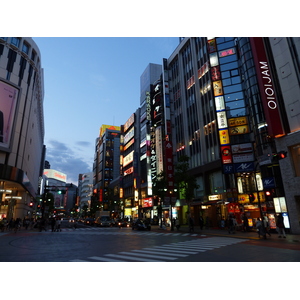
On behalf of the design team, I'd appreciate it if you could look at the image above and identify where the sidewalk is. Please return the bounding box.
[151,225,300,243]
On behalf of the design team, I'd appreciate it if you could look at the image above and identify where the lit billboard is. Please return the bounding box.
[0,80,19,151]
[43,169,67,182]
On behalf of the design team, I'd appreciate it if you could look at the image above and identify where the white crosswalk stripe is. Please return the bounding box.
[70,236,246,262]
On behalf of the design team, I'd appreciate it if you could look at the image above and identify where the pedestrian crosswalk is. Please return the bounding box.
[69,237,245,262]
[60,227,204,238]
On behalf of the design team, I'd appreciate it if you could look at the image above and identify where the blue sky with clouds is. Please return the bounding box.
[33,37,180,184]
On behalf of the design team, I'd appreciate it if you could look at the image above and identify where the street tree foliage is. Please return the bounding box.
[152,171,168,217]
[174,154,199,210]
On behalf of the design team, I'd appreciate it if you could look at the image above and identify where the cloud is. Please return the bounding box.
[46,140,92,184]
[75,141,92,147]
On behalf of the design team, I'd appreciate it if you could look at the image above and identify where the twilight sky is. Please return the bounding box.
[33,37,180,184]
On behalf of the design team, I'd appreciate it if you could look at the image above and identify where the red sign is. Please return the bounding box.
[221,146,232,164]
[143,197,153,207]
[249,37,284,137]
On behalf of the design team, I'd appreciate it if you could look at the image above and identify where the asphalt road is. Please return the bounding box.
[1,223,300,262]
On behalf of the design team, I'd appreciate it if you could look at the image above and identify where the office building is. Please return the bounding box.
[93,124,121,213]
[0,37,45,221]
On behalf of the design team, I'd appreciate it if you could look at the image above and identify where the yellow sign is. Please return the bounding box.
[213,80,223,96]
[99,124,120,137]
[228,117,248,127]
[219,129,230,145]
[229,125,249,135]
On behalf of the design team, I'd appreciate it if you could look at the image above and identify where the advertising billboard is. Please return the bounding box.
[0,80,19,151]
[249,37,284,137]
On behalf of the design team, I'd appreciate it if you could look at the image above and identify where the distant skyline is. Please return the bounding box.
[33,37,180,184]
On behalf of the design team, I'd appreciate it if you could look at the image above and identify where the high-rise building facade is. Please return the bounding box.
[78,172,93,213]
[167,37,295,231]
[0,37,45,221]
[93,125,121,213]
[265,37,300,234]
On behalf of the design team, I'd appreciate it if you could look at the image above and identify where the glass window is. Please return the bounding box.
[231,69,239,76]
[0,37,7,41]
[223,83,243,94]
[224,91,244,103]
[231,76,241,84]
[22,42,29,54]
[31,50,36,61]
[220,61,238,72]
[226,107,246,118]
[219,54,237,64]
[222,78,232,87]
[11,37,20,47]
[217,40,235,51]
[221,71,230,79]
[226,99,245,110]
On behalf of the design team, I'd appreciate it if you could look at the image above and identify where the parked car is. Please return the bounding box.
[132,219,151,231]
[95,216,112,227]
[84,218,95,226]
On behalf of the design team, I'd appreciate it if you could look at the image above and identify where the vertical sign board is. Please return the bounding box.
[165,141,174,190]
[249,37,284,137]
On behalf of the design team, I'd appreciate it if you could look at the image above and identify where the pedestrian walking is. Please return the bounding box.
[51,218,56,232]
[242,214,249,232]
[228,214,236,234]
[8,218,14,231]
[263,214,271,237]
[199,216,204,230]
[24,218,30,230]
[256,218,267,239]
[189,217,194,232]
[220,217,225,229]
[276,213,286,238]
[175,218,180,231]
[14,218,21,233]
[55,218,61,232]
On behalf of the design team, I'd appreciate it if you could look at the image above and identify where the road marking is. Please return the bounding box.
[131,249,188,257]
[70,236,246,262]
[105,254,160,262]
[88,256,123,262]
[118,251,177,260]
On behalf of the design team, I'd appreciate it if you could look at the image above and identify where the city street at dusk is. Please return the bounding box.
[1,222,299,262]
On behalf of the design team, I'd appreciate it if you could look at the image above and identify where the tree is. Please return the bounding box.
[174,155,199,216]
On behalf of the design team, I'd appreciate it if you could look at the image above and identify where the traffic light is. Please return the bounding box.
[272,151,287,162]
[29,202,33,207]
[278,151,287,159]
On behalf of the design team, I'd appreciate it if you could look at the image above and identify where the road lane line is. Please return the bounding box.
[118,251,177,260]
[131,249,188,257]
[105,254,160,262]
[88,256,123,262]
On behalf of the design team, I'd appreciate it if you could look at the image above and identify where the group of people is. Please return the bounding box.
[0,216,64,233]
[0,217,32,232]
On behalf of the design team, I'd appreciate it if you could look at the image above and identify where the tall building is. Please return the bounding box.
[165,37,300,233]
[0,37,45,221]
[78,172,93,213]
[93,125,121,213]
[121,110,140,220]
[266,37,300,234]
